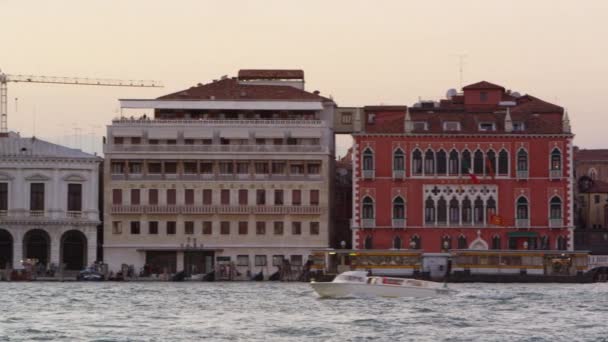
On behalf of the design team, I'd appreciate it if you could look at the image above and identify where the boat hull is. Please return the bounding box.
[310,282,448,298]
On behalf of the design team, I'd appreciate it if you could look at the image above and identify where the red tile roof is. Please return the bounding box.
[462,81,505,90]
[157,78,328,101]
[238,69,304,80]
[585,179,608,193]
[575,149,608,162]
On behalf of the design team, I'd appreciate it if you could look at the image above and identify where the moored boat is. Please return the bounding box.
[310,271,451,298]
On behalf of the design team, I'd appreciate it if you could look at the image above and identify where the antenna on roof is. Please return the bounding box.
[453,54,467,88]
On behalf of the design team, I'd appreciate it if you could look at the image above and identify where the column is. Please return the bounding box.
[12,241,23,270]
[458,200,463,226]
[176,251,184,271]
[50,231,61,267]
[86,227,97,265]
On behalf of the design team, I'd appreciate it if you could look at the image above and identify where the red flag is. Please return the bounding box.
[468,168,480,184]
[490,214,504,226]
[485,158,496,180]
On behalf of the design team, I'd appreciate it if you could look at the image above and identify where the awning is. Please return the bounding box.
[290,129,322,138]
[147,129,177,140]
[183,129,214,139]
[256,131,285,139]
[113,129,143,137]
[507,232,538,238]
[220,130,250,139]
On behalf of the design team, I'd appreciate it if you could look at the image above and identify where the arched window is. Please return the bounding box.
[517,197,529,219]
[557,236,567,250]
[393,148,405,171]
[449,197,459,224]
[441,236,452,250]
[491,235,501,250]
[364,235,373,249]
[486,150,496,176]
[412,149,422,176]
[498,149,509,176]
[473,150,484,175]
[424,197,435,225]
[437,197,447,225]
[550,196,562,219]
[487,197,496,220]
[424,149,435,175]
[462,196,472,225]
[449,150,459,175]
[540,235,549,250]
[362,197,374,219]
[517,149,528,171]
[410,235,421,249]
[393,236,402,249]
[551,148,562,171]
[474,197,484,225]
[362,148,374,171]
[457,235,467,249]
[436,150,447,175]
[588,168,598,180]
[393,197,405,219]
[461,150,472,174]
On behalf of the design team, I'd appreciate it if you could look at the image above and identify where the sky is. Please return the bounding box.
[1,0,608,157]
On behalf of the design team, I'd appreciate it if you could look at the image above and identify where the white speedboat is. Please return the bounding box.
[310,271,451,298]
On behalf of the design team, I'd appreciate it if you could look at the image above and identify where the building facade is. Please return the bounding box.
[347,81,574,253]
[0,133,101,271]
[103,70,335,278]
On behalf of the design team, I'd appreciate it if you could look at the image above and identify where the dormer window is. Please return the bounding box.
[443,121,461,131]
[513,122,525,132]
[413,121,428,131]
[478,122,496,131]
[367,113,376,124]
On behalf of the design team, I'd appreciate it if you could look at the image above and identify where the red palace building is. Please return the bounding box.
[351,81,574,253]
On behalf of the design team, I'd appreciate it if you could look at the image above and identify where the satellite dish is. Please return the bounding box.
[511,91,521,98]
[446,88,458,99]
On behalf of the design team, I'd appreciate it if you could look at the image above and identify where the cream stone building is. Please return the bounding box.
[103,70,335,278]
[0,132,101,271]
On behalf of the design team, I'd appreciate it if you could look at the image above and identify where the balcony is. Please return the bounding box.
[110,173,323,182]
[361,219,375,228]
[29,210,45,217]
[362,169,375,180]
[516,218,530,228]
[393,170,405,180]
[66,211,82,219]
[106,144,327,154]
[111,118,323,127]
[550,169,562,180]
[549,218,563,228]
[0,210,6,217]
[110,205,323,215]
[392,218,406,228]
[516,170,528,180]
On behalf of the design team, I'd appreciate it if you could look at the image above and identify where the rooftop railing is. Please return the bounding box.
[111,118,323,126]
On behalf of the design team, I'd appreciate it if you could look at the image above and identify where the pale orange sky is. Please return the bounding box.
[2,0,608,156]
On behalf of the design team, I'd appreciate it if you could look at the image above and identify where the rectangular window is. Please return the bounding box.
[112,189,122,205]
[255,255,267,266]
[130,221,140,235]
[307,163,321,174]
[112,221,122,234]
[290,255,303,266]
[255,138,266,145]
[310,222,320,235]
[185,189,194,205]
[202,221,212,235]
[341,112,352,124]
[203,189,212,205]
[292,190,301,206]
[595,195,600,204]
[202,139,212,145]
[183,162,198,174]
[221,221,230,235]
[290,163,304,175]
[221,189,230,205]
[149,221,158,234]
[413,122,428,131]
[67,184,82,211]
[130,189,140,205]
[184,139,195,145]
[478,122,496,131]
[256,222,266,235]
[236,162,249,174]
[148,162,162,174]
[114,137,124,144]
[185,221,194,235]
[292,222,302,235]
[200,162,213,174]
[255,162,269,174]
[273,138,284,145]
[148,189,158,205]
[164,162,177,174]
[272,162,286,174]
[131,137,141,144]
[129,162,142,174]
[274,190,284,205]
[167,189,176,205]
[256,189,266,205]
[166,140,177,145]
[513,122,526,132]
[238,189,248,205]
[30,183,45,211]
[443,121,461,131]
[148,139,159,145]
[274,221,284,235]
[272,255,284,266]
[219,161,233,174]
[310,190,320,206]
[0,183,7,211]
[238,221,248,235]
[237,255,250,266]
[166,221,176,235]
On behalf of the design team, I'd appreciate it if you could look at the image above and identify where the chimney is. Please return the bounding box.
[504,107,513,133]
[404,107,413,134]
[562,110,571,133]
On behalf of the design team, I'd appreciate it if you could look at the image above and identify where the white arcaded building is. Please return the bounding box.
[103,69,335,278]
[0,132,101,271]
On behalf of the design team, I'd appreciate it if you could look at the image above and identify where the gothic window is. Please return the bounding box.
[449,150,459,175]
[441,236,452,250]
[436,150,447,175]
[498,149,509,175]
[550,196,562,219]
[486,150,496,176]
[486,197,496,219]
[393,148,405,171]
[424,149,435,175]
[362,197,374,219]
[410,235,421,249]
[551,148,562,171]
[474,197,484,225]
[517,197,529,219]
[462,196,472,224]
[393,236,402,250]
[457,235,467,249]
[588,168,598,180]
[492,235,501,250]
[364,235,373,249]
[557,236,567,250]
[461,150,472,174]
[412,149,423,176]
[393,197,405,219]
[425,197,435,225]
[473,150,484,175]
[517,149,528,171]
[449,197,460,223]
[540,235,549,250]
[437,197,447,224]
[362,148,374,171]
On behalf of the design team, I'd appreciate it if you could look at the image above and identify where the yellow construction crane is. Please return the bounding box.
[0,69,163,135]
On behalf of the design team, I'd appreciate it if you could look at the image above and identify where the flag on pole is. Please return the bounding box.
[485,158,496,180]
[462,157,480,184]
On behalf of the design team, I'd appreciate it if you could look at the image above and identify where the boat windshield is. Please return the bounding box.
[336,275,366,283]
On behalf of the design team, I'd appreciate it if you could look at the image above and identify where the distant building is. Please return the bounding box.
[342,81,574,253]
[334,148,353,249]
[0,132,101,271]
[103,70,336,278]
